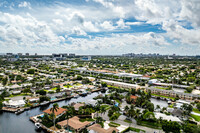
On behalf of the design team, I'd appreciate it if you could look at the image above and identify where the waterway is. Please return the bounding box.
[0,91,168,133]
[0,92,101,133]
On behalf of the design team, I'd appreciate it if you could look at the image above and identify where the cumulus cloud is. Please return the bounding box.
[163,20,200,46]
[0,12,64,49]
[0,0,200,54]
[126,22,145,26]
[116,19,129,29]
[18,1,31,9]
[100,21,115,30]
[179,0,200,27]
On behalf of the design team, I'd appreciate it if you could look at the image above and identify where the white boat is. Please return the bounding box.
[35,123,41,129]
[74,94,79,98]
[15,109,24,115]
[40,101,50,106]
[167,100,172,104]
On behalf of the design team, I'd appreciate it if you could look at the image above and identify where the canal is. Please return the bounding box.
[0,92,102,133]
[0,91,168,133]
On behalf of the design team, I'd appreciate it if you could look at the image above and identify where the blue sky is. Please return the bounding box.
[0,0,199,55]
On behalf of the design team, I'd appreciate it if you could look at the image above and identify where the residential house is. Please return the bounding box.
[58,116,91,132]
[87,123,119,133]
[43,107,67,118]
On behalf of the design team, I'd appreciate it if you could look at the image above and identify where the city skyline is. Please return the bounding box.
[0,0,200,55]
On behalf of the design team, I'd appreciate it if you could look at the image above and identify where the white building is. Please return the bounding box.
[3,100,25,108]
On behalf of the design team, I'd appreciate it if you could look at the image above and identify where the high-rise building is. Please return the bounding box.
[6,53,13,56]
[17,53,23,56]
[69,53,75,57]
[25,53,29,56]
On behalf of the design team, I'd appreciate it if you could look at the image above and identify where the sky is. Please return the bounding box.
[0,0,200,55]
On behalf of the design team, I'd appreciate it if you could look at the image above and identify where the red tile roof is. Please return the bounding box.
[130,95,138,100]
[43,107,67,116]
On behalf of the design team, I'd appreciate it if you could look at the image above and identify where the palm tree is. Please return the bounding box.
[50,103,59,130]
[100,106,106,116]
[135,109,141,119]
[124,105,129,114]
[95,103,100,117]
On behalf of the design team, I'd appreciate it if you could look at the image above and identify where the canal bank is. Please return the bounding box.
[0,92,102,133]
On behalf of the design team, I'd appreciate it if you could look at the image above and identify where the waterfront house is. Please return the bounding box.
[3,100,25,108]
[71,102,85,111]
[58,116,91,132]
[130,95,138,103]
[43,107,67,118]
[87,123,119,133]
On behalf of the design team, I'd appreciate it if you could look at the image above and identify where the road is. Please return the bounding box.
[100,111,164,133]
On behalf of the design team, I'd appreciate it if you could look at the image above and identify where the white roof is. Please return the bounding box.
[3,100,25,106]
[101,79,139,88]
[155,112,181,122]
[177,99,190,104]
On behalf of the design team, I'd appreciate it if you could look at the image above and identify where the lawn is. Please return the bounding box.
[51,87,57,91]
[44,88,57,92]
[168,103,174,108]
[108,122,120,127]
[152,94,175,100]
[191,114,200,122]
[101,104,110,110]
[121,127,145,133]
[74,83,82,86]
[193,108,200,114]
[63,85,73,88]
[137,120,161,129]
[8,93,31,98]
[155,87,167,90]
[124,119,132,123]
[79,118,95,122]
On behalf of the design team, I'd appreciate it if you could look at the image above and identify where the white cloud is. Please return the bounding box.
[18,1,31,9]
[0,12,64,49]
[179,0,200,27]
[83,21,99,32]
[71,26,87,36]
[0,0,200,55]
[92,0,125,18]
[116,19,129,29]
[52,19,63,25]
[126,22,144,26]
[163,20,200,46]
[100,21,115,30]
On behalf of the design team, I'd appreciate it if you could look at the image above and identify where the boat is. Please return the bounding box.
[40,101,50,106]
[15,109,24,115]
[80,91,87,96]
[168,100,172,104]
[73,94,79,98]
[100,88,106,93]
[35,123,41,130]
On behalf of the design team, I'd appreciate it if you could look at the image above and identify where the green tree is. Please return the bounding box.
[101,82,107,87]
[197,103,200,111]
[36,90,47,95]
[162,120,181,133]
[181,103,193,116]
[0,101,3,110]
[27,69,35,74]
[50,103,59,130]
[2,77,8,86]
[23,88,31,94]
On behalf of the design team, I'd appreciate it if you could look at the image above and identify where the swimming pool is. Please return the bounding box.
[50,98,57,101]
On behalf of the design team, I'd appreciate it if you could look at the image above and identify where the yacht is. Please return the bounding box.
[40,101,50,106]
